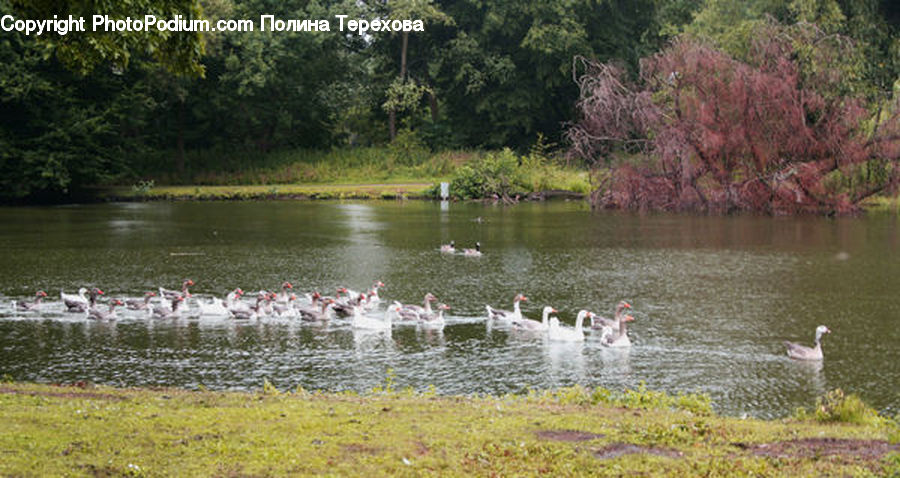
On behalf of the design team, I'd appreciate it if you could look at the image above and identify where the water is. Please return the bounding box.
[0,201,898,418]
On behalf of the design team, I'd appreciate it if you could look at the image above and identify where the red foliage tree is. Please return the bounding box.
[568,27,900,214]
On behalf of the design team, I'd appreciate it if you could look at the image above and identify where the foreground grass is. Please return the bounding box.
[1,383,897,476]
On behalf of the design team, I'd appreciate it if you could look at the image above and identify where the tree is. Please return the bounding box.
[568,27,900,214]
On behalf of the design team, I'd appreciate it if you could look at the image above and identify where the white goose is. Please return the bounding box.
[548,310,590,342]
[351,305,391,331]
[198,288,243,316]
[60,287,89,309]
[513,306,556,332]
[784,325,831,360]
[600,314,634,347]
[486,294,527,322]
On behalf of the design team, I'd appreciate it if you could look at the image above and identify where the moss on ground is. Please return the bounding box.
[0,382,897,476]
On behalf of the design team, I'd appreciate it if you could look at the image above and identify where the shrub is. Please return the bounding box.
[795,389,884,425]
[449,148,526,199]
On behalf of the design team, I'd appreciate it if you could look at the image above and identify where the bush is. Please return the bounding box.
[449,148,527,199]
[795,389,884,425]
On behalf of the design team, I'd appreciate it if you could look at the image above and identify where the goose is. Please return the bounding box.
[401,293,437,316]
[275,282,294,303]
[389,301,422,322]
[513,306,556,332]
[273,294,299,317]
[486,294,527,322]
[198,288,243,316]
[364,281,385,310]
[599,314,634,348]
[298,298,335,322]
[65,287,105,313]
[463,242,482,257]
[418,303,450,326]
[590,301,632,330]
[784,325,831,360]
[125,292,156,311]
[351,305,391,331]
[440,241,456,253]
[153,296,185,320]
[88,299,124,321]
[159,279,194,301]
[548,310,590,342]
[230,295,265,321]
[15,290,48,312]
[60,287,88,308]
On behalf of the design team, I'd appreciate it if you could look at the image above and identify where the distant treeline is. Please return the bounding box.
[0,0,898,202]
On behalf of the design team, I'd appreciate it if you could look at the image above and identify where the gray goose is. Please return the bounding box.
[784,325,831,360]
[159,279,193,301]
[590,301,632,330]
[64,287,104,313]
[88,299,124,321]
[486,294,527,322]
[153,296,185,320]
[126,292,156,311]
[16,290,48,311]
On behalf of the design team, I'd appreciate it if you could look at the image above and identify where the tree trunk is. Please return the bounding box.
[389,32,409,142]
[176,99,185,174]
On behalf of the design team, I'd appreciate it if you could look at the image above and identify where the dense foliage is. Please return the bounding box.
[1,0,898,207]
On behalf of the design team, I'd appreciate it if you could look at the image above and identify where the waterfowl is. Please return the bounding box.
[463,242,482,257]
[333,293,369,318]
[440,241,456,253]
[298,298,335,322]
[784,325,831,361]
[600,314,634,347]
[548,310,590,342]
[153,296,185,320]
[198,288,243,316]
[126,292,156,311]
[16,290,48,311]
[159,279,193,301]
[419,303,450,327]
[486,294,527,322]
[230,295,264,321]
[364,281,385,310]
[401,293,437,316]
[88,299,124,321]
[275,282,294,303]
[65,287,104,313]
[590,301,632,330]
[351,305,391,331]
[513,306,556,332]
[273,294,299,317]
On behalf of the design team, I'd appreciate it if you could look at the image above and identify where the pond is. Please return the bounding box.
[0,200,898,418]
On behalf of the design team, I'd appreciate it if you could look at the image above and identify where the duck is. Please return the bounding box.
[784,325,831,360]
[125,292,157,311]
[351,305,391,331]
[513,306,556,332]
[159,279,194,301]
[418,303,450,327]
[548,310,590,342]
[486,294,527,322]
[153,296,185,320]
[440,241,456,253]
[590,301,632,330]
[15,290,48,312]
[88,299,124,321]
[298,298,335,322]
[463,242,482,257]
[599,314,635,348]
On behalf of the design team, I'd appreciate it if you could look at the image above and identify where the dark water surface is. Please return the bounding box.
[1,201,898,418]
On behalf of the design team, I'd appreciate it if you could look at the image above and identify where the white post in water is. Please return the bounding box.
[440,182,449,200]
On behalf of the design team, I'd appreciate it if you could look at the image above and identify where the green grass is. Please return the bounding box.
[119,147,591,201]
[1,382,897,476]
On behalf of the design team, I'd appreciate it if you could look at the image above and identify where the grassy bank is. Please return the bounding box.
[1,382,897,476]
[118,147,591,201]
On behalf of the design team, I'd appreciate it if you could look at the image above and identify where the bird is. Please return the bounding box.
[513,306,556,332]
[15,290,48,312]
[463,242,482,257]
[440,241,456,253]
[547,310,590,342]
[88,299,124,321]
[599,314,635,347]
[125,292,156,311]
[784,325,831,360]
[590,301,632,331]
[486,294,527,322]
[159,279,193,301]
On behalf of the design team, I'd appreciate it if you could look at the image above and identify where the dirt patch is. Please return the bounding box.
[593,443,683,460]
[0,386,126,401]
[735,438,899,461]
[342,443,382,455]
[535,429,605,442]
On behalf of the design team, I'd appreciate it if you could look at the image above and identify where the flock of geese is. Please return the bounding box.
[11,282,832,360]
[7,240,833,360]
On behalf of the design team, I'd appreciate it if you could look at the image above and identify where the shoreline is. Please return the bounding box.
[0,381,896,476]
